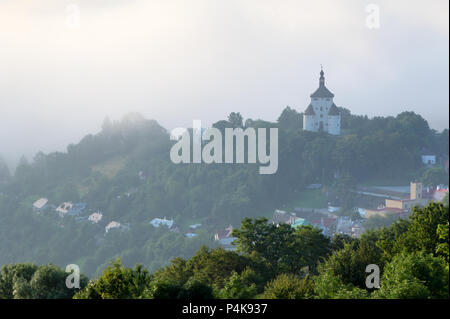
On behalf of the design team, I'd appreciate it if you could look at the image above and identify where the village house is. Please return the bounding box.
[56,202,73,217]
[309,217,337,236]
[334,216,365,237]
[421,154,436,167]
[271,210,299,226]
[423,185,449,202]
[272,209,336,236]
[32,198,48,213]
[214,225,236,251]
[88,212,103,224]
[105,221,129,233]
[351,222,364,238]
[105,221,121,233]
[150,217,174,229]
[55,202,87,217]
[291,218,313,229]
[364,182,448,218]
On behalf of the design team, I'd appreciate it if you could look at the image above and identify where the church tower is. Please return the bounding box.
[303,68,341,135]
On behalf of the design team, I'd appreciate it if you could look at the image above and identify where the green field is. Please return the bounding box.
[91,156,128,179]
[285,189,328,210]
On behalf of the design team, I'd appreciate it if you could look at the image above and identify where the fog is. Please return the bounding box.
[0,0,448,168]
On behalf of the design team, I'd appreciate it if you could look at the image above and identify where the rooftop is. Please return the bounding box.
[304,104,316,115]
[150,217,174,228]
[328,103,340,116]
[291,218,313,228]
[33,198,48,210]
[310,69,335,99]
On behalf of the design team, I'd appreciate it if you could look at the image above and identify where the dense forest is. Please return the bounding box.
[0,108,448,279]
[0,201,448,299]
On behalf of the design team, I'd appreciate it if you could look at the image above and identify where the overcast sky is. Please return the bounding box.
[0,0,448,167]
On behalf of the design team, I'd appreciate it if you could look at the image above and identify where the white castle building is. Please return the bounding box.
[303,69,341,135]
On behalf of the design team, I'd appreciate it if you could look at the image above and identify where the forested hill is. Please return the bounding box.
[0,109,448,277]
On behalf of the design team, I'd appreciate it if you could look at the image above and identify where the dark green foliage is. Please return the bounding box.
[330,233,359,252]
[227,112,244,128]
[421,166,449,187]
[277,106,302,131]
[232,218,330,276]
[374,252,448,299]
[74,259,150,299]
[0,263,87,299]
[261,274,314,299]
[395,202,449,256]
[215,270,258,299]
[314,203,449,298]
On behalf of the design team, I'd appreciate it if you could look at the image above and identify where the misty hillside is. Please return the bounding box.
[0,109,448,277]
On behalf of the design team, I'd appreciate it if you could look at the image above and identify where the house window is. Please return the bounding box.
[320,114,323,118]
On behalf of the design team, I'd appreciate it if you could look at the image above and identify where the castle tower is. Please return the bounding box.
[303,104,316,131]
[303,68,341,135]
[410,182,423,200]
[328,103,341,135]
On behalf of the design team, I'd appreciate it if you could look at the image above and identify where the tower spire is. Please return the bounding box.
[319,66,325,87]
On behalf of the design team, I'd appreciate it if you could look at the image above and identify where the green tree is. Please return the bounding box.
[277,106,302,131]
[232,218,292,270]
[436,221,449,266]
[233,218,330,276]
[287,226,331,275]
[396,202,449,257]
[0,263,87,299]
[313,267,369,299]
[375,252,448,299]
[0,263,38,299]
[227,112,244,128]
[177,276,214,299]
[216,271,258,299]
[421,166,449,187]
[0,157,10,186]
[261,274,314,299]
[74,259,149,299]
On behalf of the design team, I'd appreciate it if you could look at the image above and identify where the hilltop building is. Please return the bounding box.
[303,68,341,135]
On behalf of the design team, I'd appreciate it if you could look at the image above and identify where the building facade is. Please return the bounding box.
[303,69,341,135]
